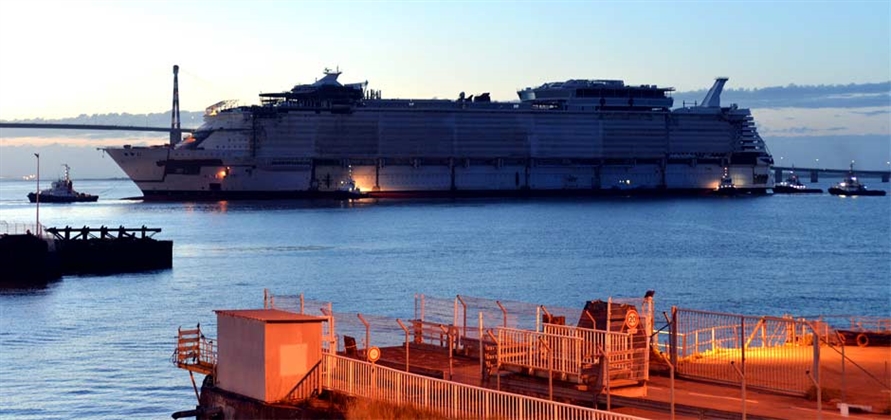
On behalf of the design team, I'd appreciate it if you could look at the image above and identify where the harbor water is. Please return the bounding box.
[1,178,889,419]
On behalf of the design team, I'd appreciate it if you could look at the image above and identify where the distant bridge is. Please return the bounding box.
[774,166,890,183]
[0,122,196,133]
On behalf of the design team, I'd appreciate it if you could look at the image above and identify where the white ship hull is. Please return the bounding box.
[106,146,772,199]
[105,74,774,200]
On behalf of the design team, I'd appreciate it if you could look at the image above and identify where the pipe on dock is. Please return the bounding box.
[171,405,221,419]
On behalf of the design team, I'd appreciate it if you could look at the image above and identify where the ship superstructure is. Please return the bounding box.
[104,67,774,199]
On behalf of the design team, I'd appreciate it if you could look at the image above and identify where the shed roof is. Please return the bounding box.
[215,309,326,323]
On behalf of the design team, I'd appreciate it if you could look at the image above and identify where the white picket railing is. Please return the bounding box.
[498,326,583,378]
[322,353,649,420]
[495,325,642,383]
[543,324,633,362]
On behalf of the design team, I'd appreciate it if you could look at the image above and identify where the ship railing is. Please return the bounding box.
[205,99,239,116]
[321,352,648,420]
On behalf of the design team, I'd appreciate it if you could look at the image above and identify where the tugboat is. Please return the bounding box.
[27,164,99,203]
[713,167,738,196]
[773,170,822,194]
[333,166,365,199]
[828,163,886,197]
[335,177,364,199]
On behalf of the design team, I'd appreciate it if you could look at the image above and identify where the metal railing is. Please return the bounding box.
[172,325,217,376]
[808,315,891,341]
[266,290,336,353]
[544,324,635,362]
[322,352,648,420]
[0,221,45,236]
[416,293,654,358]
[497,326,583,379]
[283,359,323,402]
[492,325,646,384]
[671,308,819,396]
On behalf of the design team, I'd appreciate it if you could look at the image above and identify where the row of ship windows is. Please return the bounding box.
[212,138,248,150]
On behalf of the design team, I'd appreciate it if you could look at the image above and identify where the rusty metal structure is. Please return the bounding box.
[172,324,217,401]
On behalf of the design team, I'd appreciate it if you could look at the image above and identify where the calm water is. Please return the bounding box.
[1,178,889,419]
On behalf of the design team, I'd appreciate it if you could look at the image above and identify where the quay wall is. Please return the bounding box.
[0,231,172,286]
[197,378,340,420]
[55,237,172,274]
[0,234,61,285]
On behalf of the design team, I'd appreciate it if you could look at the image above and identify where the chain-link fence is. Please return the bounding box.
[671,308,819,396]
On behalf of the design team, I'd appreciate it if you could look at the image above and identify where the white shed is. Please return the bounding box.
[214,309,325,403]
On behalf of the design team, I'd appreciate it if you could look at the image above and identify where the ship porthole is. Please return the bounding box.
[856,333,869,347]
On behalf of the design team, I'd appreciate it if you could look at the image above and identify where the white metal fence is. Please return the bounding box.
[322,352,649,420]
[492,325,646,385]
[497,326,583,379]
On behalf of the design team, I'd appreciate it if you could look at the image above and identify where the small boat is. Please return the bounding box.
[773,171,822,194]
[828,163,886,196]
[335,178,364,199]
[713,167,738,196]
[27,164,99,203]
[333,166,365,199]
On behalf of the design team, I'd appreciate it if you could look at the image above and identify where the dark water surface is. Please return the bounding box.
[1,179,889,419]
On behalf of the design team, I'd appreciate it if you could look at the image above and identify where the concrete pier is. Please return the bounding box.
[46,226,172,274]
[0,234,61,285]
[0,226,172,286]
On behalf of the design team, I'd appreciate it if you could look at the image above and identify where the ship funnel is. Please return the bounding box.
[170,65,182,147]
[699,77,728,108]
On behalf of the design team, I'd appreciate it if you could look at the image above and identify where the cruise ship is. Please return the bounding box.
[104,66,774,200]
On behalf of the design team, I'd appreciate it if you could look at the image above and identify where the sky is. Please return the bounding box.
[0,0,888,119]
[0,0,889,177]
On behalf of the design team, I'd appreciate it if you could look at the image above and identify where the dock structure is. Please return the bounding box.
[172,290,891,419]
[0,225,61,284]
[47,225,172,274]
[0,223,171,284]
[45,225,163,241]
